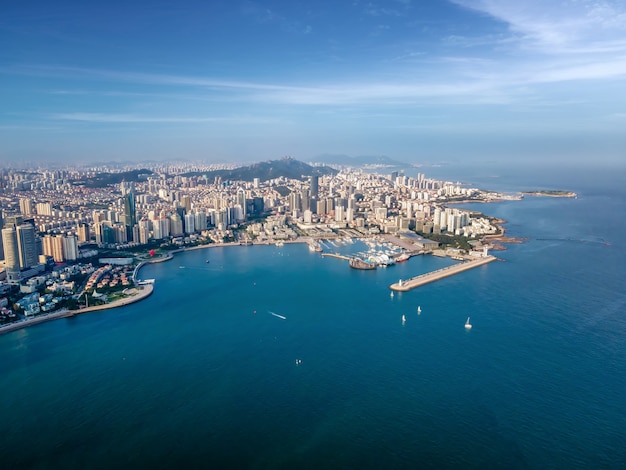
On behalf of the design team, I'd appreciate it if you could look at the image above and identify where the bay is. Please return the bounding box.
[1,165,625,469]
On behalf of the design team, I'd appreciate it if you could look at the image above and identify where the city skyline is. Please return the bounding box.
[2,0,625,166]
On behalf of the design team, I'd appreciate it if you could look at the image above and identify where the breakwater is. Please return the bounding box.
[321,253,351,261]
[390,255,497,291]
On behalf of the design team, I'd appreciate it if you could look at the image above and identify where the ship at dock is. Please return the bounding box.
[308,241,323,252]
[349,258,377,270]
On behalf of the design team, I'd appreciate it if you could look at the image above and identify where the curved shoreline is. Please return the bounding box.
[1,282,155,338]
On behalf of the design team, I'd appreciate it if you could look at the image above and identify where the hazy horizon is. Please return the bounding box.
[2,0,625,166]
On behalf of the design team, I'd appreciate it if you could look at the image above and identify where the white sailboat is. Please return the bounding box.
[417,305,422,314]
[465,317,472,329]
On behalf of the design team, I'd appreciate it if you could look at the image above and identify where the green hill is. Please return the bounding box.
[184,157,337,182]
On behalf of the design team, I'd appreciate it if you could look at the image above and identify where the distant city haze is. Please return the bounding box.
[1,0,625,166]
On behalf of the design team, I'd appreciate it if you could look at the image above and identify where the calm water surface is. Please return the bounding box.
[1,165,625,469]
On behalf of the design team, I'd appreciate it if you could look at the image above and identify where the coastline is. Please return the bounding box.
[481,218,524,250]
[0,285,154,337]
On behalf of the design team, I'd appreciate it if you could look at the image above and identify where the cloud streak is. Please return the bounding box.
[49,113,279,124]
[7,55,624,110]
[451,0,626,53]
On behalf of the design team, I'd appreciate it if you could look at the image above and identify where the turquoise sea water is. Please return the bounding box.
[1,164,625,468]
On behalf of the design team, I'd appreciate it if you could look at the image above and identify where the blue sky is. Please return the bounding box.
[1,0,625,166]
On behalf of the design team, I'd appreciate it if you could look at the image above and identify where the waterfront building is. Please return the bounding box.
[152,216,170,240]
[184,212,195,234]
[170,213,183,237]
[237,189,246,219]
[0,210,4,261]
[17,223,38,269]
[2,227,19,270]
[194,211,207,232]
[121,185,136,242]
[233,205,244,222]
[335,206,345,222]
[303,209,313,223]
[346,208,354,223]
[252,197,264,216]
[138,223,150,244]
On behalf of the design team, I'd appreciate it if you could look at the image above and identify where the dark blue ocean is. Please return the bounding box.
[1,163,625,469]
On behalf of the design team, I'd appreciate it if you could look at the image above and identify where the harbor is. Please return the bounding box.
[389,255,497,291]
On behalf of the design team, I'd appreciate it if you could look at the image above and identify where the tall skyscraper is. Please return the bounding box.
[184,212,195,234]
[17,223,38,269]
[0,209,4,261]
[310,175,319,198]
[237,189,247,219]
[2,227,19,270]
[121,182,136,242]
[194,211,207,232]
[170,213,183,236]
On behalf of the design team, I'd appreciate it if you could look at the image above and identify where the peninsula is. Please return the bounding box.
[522,190,577,198]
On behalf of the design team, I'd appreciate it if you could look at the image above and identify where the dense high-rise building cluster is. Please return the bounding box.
[0,162,506,285]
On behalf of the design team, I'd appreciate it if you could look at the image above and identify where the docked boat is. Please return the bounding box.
[395,253,410,263]
[465,317,472,329]
[349,258,377,270]
[308,241,322,252]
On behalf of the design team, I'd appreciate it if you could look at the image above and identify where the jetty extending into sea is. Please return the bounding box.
[390,255,497,291]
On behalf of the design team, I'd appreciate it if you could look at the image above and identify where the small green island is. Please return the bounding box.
[523,190,577,198]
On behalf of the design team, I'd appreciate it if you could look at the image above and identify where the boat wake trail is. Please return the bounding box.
[268,311,286,320]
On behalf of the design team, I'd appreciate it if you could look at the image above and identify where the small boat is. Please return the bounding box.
[417,306,422,314]
[395,253,410,263]
[465,317,472,329]
[206,259,210,263]
[402,315,406,324]
[390,292,394,298]
[269,311,286,320]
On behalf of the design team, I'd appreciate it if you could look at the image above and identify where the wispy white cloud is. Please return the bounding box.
[49,113,279,124]
[5,53,626,111]
[451,0,626,53]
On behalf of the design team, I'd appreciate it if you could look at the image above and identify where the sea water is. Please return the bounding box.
[0,164,625,468]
